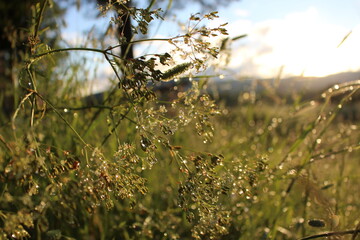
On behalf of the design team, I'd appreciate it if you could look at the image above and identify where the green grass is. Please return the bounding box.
[1,1,359,238]
[1,75,359,239]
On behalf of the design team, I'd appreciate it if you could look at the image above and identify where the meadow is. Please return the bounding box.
[0,1,359,239]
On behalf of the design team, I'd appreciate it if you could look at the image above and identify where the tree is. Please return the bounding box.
[0,0,34,117]
[94,0,240,61]
[154,0,240,11]
[96,0,134,59]
[0,0,65,122]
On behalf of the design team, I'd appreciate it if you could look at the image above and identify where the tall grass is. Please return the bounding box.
[1,1,360,239]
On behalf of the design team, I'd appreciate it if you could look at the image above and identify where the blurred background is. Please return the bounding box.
[2,0,360,101]
[60,0,360,94]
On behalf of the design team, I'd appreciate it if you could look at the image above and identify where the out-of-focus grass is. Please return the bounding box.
[122,80,360,239]
[181,82,360,239]
[2,67,359,239]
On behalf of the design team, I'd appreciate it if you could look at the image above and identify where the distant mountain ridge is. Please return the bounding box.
[276,71,360,96]
[205,71,360,102]
[84,71,360,106]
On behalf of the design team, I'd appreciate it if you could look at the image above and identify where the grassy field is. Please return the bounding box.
[1,1,359,238]
[1,77,360,239]
[160,81,360,239]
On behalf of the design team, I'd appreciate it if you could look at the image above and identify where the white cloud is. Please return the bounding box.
[235,9,250,18]
[223,7,360,77]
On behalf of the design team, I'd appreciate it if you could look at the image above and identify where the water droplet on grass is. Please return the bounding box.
[308,219,325,228]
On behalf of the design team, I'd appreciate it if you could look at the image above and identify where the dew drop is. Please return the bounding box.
[308,219,325,228]
[140,136,152,151]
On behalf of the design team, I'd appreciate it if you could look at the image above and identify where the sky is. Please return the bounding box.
[62,0,360,92]
[214,0,360,78]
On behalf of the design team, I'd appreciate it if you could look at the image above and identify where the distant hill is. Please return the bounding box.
[83,71,360,119]
[276,71,360,97]
[205,71,360,103]
[84,71,360,106]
